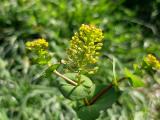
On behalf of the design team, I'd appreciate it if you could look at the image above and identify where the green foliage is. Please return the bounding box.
[77,87,121,120]
[124,68,145,87]
[0,0,160,120]
[58,73,95,100]
[44,64,60,77]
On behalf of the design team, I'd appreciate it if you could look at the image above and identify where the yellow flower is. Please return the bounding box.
[26,38,48,50]
[144,54,160,70]
[25,38,51,65]
[67,24,104,73]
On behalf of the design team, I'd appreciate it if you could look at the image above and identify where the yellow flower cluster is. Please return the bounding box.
[25,38,51,65]
[144,54,160,70]
[67,24,104,73]
[26,38,48,50]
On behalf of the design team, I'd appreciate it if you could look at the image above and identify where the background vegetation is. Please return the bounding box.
[0,0,160,120]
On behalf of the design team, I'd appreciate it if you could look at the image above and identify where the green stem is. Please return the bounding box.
[54,70,78,86]
[77,71,82,85]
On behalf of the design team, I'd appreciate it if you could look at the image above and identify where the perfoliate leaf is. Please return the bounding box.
[77,86,121,120]
[57,73,95,100]
[124,68,145,87]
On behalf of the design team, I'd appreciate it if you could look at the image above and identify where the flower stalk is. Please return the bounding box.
[54,70,78,86]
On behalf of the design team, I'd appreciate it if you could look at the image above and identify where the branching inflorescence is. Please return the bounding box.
[144,54,160,70]
[67,24,104,74]
[26,38,51,65]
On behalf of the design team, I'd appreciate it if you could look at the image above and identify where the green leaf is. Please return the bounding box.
[57,73,95,100]
[44,64,59,77]
[124,68,145,87]
[77,85,121,120]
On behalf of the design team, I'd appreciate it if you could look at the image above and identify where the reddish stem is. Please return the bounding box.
[89,77,129,105]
